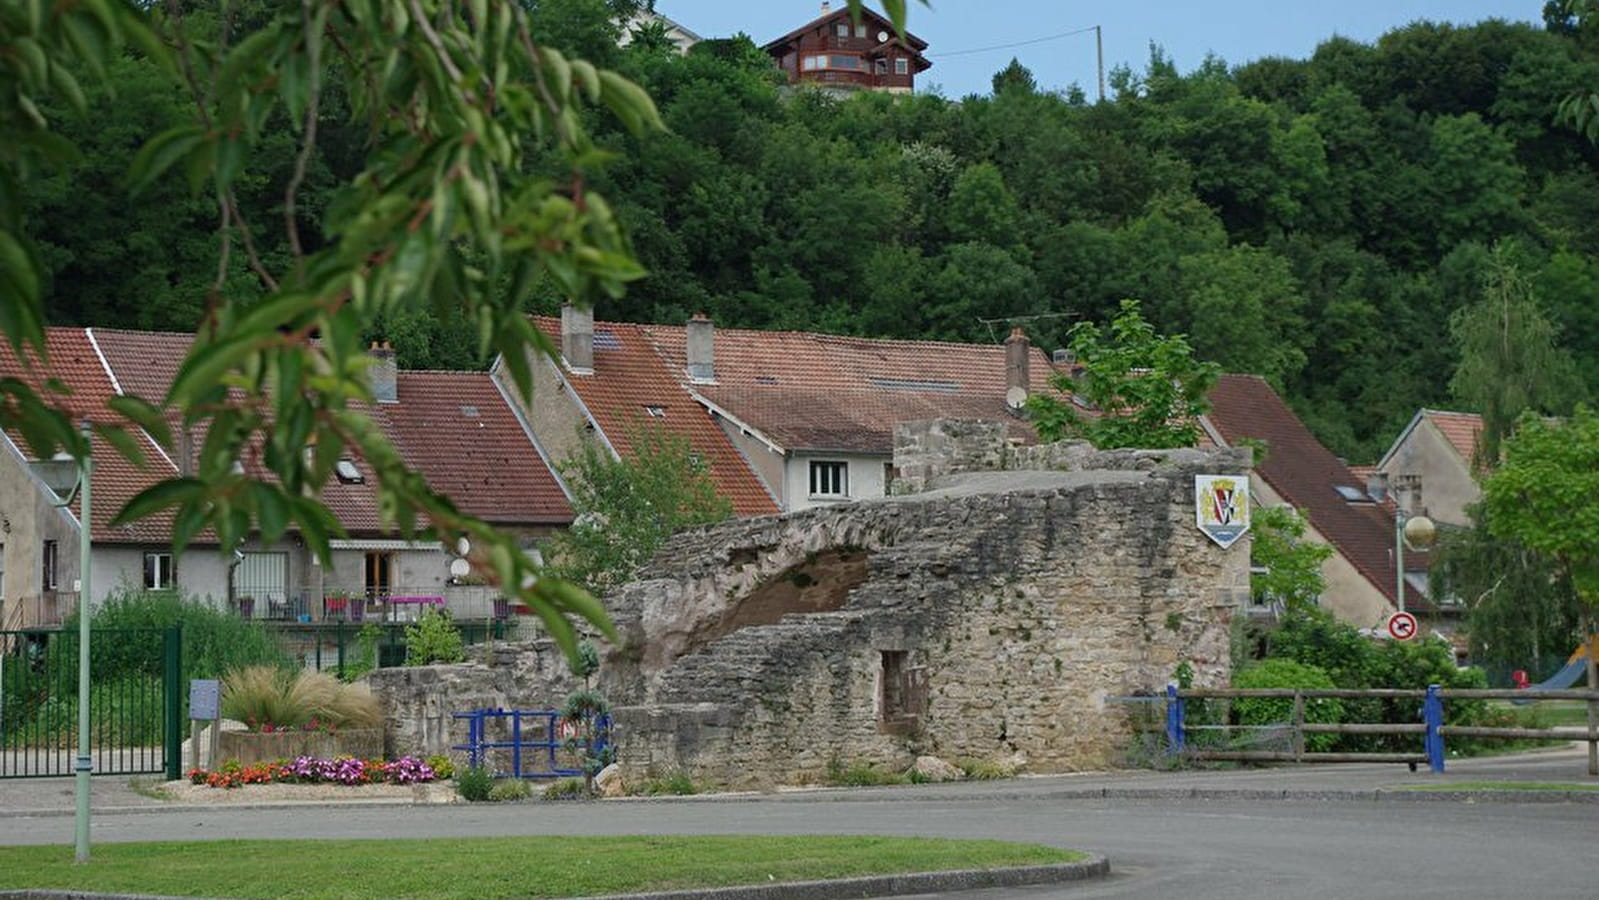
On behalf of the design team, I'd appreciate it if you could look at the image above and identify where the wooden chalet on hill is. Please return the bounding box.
[762,2,931,93]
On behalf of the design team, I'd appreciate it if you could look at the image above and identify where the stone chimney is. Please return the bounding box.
[821,1,831,15]
[369,341,397,404]
[1004,327,1030,399]
[561,303,594,374]
[686,312,715,383]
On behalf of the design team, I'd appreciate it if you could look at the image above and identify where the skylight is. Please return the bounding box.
[644,405,666,418]
[459,405,479,418]
[593,330,622,352]
[335,460,364,484]
[869,377,960,393]
[1333,485,1369,502]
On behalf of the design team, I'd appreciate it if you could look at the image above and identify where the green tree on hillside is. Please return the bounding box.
[1448,245,1585,467]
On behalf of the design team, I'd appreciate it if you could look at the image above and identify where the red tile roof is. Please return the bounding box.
[641,325,1058,454]
[384,372,571,525]
[0,329,179,544]
[7,328,570,543]
[532,318,779,518]
[1422,409,1484,465]
[1205,374,1400,605]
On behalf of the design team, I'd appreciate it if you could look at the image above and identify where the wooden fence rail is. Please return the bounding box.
[1160,684,1599,773]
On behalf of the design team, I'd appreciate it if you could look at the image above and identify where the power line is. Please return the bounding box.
[931,25,1099,59]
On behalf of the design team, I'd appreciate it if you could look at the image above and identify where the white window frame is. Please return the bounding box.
[809,461,848,498]
[895,58,909,75]
[144,551,176,591]
[835,21,849,38]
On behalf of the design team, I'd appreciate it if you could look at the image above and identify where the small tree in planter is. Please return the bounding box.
[561,640,615,793]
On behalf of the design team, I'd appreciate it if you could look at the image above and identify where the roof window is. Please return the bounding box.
[335,459,365,484]
[1333,485,1370,503]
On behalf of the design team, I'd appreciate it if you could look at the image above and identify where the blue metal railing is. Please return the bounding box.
[451,708,612,779]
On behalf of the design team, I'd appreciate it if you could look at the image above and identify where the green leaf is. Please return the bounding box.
[126,125,207,197]
[111,478,208,526]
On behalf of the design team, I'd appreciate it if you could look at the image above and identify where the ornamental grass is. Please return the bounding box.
[220,666,383,732]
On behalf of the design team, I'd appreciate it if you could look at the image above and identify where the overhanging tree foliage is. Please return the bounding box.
[0,0,921,659]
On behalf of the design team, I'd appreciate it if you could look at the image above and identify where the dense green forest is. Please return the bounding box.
[22,0,1599,462]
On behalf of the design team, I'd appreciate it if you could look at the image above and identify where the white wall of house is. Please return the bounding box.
[784,452,889,512]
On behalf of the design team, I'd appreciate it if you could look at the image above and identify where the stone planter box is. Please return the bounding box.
[216,728,384,765]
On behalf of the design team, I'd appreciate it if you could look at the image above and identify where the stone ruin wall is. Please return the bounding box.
[373,422,1252,789]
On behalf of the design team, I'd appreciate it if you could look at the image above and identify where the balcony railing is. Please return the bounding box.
[233,585,515,623]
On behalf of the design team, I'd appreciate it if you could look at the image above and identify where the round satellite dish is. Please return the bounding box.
[449,557,471,578]
[1005,386,1028,410]
[455,536,471,557]
[877,30,889,42]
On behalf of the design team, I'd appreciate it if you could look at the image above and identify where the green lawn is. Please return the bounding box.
[0,835,1084,900]
[1396,781,1599,792]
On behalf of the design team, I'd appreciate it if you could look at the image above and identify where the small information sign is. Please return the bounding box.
[189,678,221,721]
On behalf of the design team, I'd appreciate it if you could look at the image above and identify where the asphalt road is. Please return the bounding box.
[2,748,1596,899]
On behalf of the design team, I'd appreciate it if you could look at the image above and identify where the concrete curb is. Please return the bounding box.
[3,784,1597,820]
[0,857,1112,900]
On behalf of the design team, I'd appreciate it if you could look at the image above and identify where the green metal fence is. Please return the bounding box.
[0,627,182,780]
[275,620,516,675]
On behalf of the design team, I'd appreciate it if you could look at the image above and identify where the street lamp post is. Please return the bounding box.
[31,421,93,863]
[1394,507,1436,615]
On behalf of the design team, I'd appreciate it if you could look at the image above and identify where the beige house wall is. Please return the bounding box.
[498,352,598,478]
[1251,476,1393,629]
[1378,421,1480,527]
[0,435,84,628]
[713,419,788,509]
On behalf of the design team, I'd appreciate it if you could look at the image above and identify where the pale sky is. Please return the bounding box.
[656,1,1543,98]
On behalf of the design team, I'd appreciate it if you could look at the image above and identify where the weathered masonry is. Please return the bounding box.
[375,425,1252,789]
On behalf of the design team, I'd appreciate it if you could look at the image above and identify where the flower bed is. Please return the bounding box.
[187,755,437,789]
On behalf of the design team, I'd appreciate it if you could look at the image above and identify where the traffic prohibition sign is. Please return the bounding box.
[1386,611,1419,641]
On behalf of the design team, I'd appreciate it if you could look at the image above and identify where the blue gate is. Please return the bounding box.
[452,708,612,779]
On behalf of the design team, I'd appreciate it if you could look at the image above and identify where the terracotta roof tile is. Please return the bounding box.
[1205,374,1400,605]
[1422,409,1484,465]
[384,372,571,525]
[642,325,1057,453]
[532,318,779,517]
[0,329,179,544]
[9,328,570,543]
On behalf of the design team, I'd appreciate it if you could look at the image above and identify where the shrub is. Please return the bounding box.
[425,754,456,780]
[339,625,384,682]
[488,779,533,802]
[1232,659,1344,752]
[824,759,906,787]
[542,777,590,800]
[404,610,466,666]
[66,587,290,685]
[221,666,383,731]
[456,765,494,802]
[955,758,1015,781]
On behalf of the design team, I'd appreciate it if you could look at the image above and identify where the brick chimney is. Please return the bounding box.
[1005,327,1030,399]
[369,341,397,404]
[686,313,715,383]
[561,303,594,374]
